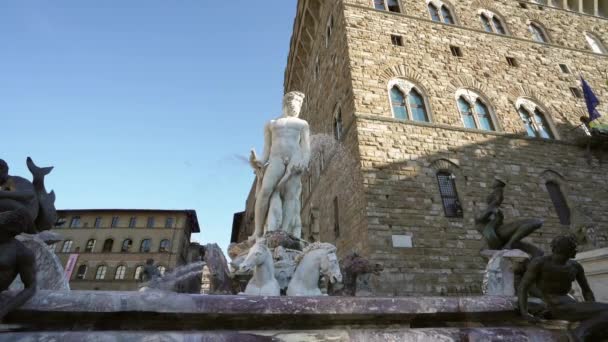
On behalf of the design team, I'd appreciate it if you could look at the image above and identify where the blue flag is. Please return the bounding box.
[581,77,601,122]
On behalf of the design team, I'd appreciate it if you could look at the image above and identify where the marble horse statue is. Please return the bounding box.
[287,242,342,296]
[237,239,280,296]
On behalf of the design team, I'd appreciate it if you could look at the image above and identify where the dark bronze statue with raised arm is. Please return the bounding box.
[475,180,544,257]
[519,235,608,342]
[0,158,57,321]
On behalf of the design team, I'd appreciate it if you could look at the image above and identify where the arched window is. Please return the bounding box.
[102,239,114,252]
[409,89,429,122]
[546,181,571,225]
[134,265,144,280]
[441,5,455,24]
[374,0,401,12]
[140,239,151,253]
[458,97,476,129]
[61,240,73,253]
[517,102,555,139]
[157,265,166,276]
[479,11,507,35]
[428,1,455,24]
[529,23,549,43]
[114,265,127,280]
[480,13,493,32]
[436,171,463,218]
[76,265,87,280]
[428,3,441,21]
[585,33,607,54]
[389,80,430,122]
[159,239,171,252]
[456,92,496,131]
[95,265,107,280]
[333,106,343,141]
[121,239,133,252]
[475,100,495,131]
[390,86,408,120]
[85,239,96,253]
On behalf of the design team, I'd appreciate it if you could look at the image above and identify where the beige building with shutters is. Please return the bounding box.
[234,0,608,296]
[51,209,201,291]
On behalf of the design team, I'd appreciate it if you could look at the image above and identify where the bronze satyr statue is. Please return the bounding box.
[519,235,608,342]
[0,158,57,321]
[475,180,544,257]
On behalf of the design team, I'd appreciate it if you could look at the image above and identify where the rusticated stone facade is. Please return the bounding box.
[236,0,608,296]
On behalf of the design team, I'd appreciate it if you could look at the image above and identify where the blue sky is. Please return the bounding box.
[1,0,298,251]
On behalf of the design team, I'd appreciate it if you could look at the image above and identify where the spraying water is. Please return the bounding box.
[143,261,205,292]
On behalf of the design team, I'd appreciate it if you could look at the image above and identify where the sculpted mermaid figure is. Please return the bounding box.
[0,157,57,321]
[475,180,544,257]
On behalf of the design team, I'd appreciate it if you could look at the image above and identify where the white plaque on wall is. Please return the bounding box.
[392,235,413,248]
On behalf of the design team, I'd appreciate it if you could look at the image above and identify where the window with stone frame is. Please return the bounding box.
[389,79,430,122]
[95,265,107,280]
[517,102,554,139]
[114,265,127,280]
[134,266,144,280]
[94,217,102,228]
[436,171,463,218]
[61,240,73,253]
[159,239,171,252]
[333,105,343,141]
[140,239,152,253]
[85,239,96,253]
[479,11,507,35]
[529,22,550,43]
[545,181,571,225]
[129,217,137,228]
[69,216,81,228]
[428,1,455,24]
[111,216,120,228]
[165,217,175,228]
[374,0,401,12]
[76,265,87,280]
[147,216,155,228]
[102,239,114,252]
[456,91,496,131]
[121,239,133,252]
[585,32,607,54]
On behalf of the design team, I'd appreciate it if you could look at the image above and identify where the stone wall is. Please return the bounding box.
[356,116,608,295]
[274,0,608,296]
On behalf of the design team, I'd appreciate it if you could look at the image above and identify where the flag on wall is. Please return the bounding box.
[64,253,79,280]
[581,77,602,122]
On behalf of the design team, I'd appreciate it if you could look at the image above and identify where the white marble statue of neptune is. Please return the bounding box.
[249,91,310,241]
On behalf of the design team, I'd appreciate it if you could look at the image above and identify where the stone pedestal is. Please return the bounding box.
[481,249,530,296]
[575,247,608,303]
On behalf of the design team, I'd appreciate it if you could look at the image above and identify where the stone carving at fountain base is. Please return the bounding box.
[287,243,342,296]
[9,234,69,292]
[229,231,342,297]
[237,239,280,296]
[481,249,529,297]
